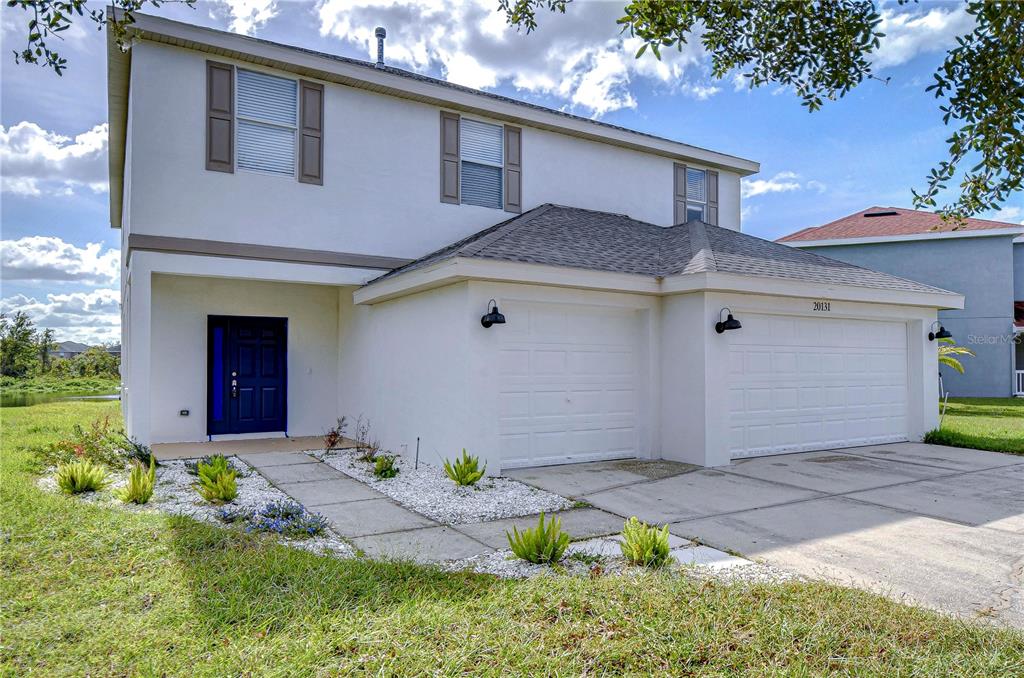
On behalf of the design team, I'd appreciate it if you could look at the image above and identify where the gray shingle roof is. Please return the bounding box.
[371,205,955,295]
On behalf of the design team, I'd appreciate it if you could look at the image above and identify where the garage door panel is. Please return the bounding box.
[729,314,909,459]
[499,302,642,468]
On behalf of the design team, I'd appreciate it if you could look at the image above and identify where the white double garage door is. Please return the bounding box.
[497,301,909,468]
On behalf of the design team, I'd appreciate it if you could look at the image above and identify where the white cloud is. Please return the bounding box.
[741,172,827,199]
[1,289,120,344]
[316,0,714,117]
[217,0,279,36]
[990,206,1024,224]
[873,5,973,70]
[1,236,120,286]
[0,121,108,196]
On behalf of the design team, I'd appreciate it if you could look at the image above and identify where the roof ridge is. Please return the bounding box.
[459,204,556,257]
[688,221,718,272]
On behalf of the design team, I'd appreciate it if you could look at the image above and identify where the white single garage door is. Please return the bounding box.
[498,301,642,468]
[727,313,909,459]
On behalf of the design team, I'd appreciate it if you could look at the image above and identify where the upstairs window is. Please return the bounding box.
[236,69,298,176]
[685,168,706,223]
[460,119,504,209]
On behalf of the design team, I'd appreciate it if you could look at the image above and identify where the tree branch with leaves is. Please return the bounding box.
[500,1,1024,221]
[6,0,194,76]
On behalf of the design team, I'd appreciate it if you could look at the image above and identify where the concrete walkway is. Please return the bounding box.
[507,443,1024,627]
[241,451,747,569]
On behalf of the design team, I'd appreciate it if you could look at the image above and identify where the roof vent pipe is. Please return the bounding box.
[374,27,386,68]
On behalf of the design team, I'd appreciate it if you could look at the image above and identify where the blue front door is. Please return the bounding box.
[208,316,287,435]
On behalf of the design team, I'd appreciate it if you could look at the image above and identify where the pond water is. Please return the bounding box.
[0,391,120,408]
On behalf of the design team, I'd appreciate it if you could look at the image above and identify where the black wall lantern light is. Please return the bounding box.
[715,307,742,334]
[481,299,506,328]
[928,320,952,341]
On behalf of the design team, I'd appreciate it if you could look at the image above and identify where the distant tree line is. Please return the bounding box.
[0,311,120,379]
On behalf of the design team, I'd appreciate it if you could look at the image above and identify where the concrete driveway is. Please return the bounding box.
[507,443,1024,627]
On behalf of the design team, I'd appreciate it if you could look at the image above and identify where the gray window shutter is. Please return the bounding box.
[299,80,324,185]
[440,111,460,204]
[707,170,719,226]
[504,125,522,213]
[206,61,234,173]
[673,162,686,224]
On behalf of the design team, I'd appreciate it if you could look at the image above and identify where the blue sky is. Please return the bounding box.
[1,0,1020,344]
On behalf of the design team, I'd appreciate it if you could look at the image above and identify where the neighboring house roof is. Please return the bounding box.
[56,341,90,353]
[106,12,759,229]
[371,204,953,296]
[778,206,1024,244]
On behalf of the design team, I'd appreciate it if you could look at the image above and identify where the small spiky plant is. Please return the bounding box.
[443,449,486,486]
[619,517,671,568]
[506,512,570,564]
[55,460,108,494]
[114,458,156,504]
[194,456,238,504]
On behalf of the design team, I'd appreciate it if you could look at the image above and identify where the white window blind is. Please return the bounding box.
[460,119,503,209]
[686,168,706,222]
[236,69,298,176]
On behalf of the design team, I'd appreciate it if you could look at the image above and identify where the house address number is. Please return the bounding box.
[813,300,831,312]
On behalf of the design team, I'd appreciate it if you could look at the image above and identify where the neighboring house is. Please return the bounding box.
[779,207,1024,397]
[105,344,122,358]
[110,14,962,471]
[53,341,91,360]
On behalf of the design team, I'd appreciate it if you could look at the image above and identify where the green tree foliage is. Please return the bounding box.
[499,1,1024,220]
[0,311,119,379]
[1,312,40,377]
[6,0,195,75]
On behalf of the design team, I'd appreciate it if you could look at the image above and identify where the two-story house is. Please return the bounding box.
[779,207,1024,397]
[111,14,962,472]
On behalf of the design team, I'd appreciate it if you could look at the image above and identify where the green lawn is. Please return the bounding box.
[926,398,1024,455]
[2,402,1022,675]
[0,375,120,394]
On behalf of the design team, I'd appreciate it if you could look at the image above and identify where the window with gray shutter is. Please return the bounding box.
[460,119,503,209]
[236,69,298,177]
[685,168,707,223]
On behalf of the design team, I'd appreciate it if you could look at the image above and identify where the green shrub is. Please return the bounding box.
[506,512,570,564]
[40,416,125,467]
[114,458,156,504]
[373,455,399,479]
[55,460,108,494]
[443,449,486,486]
[619,517,671,568]
[194,457,238,504]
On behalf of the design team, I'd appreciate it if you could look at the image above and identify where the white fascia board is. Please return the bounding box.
[356,258,965,310]
[131,250,376,287]
[782,226,1024,248]
[118,12,758,177]
[354,258,660,304]
[661,271,965,310]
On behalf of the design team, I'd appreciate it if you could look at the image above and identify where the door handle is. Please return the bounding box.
[231,379,238,398]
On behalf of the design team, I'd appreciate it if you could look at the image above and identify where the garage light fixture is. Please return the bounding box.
[928,321,952,341]
[715,307,742,334]
[481,299,506,328]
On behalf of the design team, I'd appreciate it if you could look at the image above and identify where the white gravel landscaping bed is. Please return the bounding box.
[39,457,354,558]
[445,540,797,584]
[316,448,574,524]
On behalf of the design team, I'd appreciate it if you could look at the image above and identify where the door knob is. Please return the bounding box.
[231,378,238,398]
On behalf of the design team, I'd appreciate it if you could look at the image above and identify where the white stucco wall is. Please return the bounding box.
[125,40,744,264]
[337,282,480,465]
[148,274,340,443]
